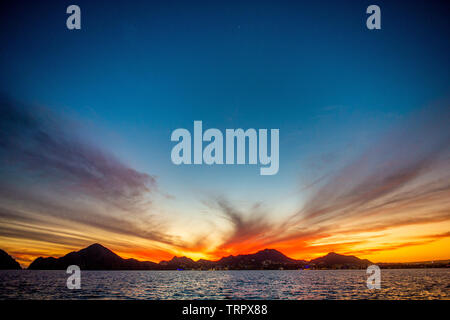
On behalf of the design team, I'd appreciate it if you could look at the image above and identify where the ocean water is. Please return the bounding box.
[0,269,448,300]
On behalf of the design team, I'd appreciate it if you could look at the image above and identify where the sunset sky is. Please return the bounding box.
[0,0,449,267]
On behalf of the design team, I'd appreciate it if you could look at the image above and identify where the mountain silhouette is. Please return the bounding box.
[309,252,371,268]
[28,243,158,270]
[215,248,305,269]
[27,243,373,270]
[160,256,197,269]
[0,249,21,269]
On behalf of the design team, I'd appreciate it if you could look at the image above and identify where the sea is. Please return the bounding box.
[0,269,448,299]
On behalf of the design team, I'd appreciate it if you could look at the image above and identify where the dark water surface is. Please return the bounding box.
[0,269,448,299]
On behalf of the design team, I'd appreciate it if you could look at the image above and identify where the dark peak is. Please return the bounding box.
[197,258,213,263]
[260,249,297,262]
[216,248,298,266]
[0,248,22,270]
[230,248,284,258]
[325,252,360,259]
[310,252,372,266]
[326,252,339,256]
[253,248,292,259]
[257,248,284,255]
[29,243,157,270]
[80,243,115,254]
[85,243,109,251]
[169,256,195,264]
[67,243,120,260]
[259,249,277,253]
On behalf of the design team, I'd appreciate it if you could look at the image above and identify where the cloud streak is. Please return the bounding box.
[0,96,178,252]
[0,96,156,212]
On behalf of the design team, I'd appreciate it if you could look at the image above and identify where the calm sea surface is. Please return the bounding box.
[0,269,448,299]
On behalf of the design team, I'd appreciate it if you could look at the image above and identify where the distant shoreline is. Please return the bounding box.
[2,244,449,271]
[2,266,449,271]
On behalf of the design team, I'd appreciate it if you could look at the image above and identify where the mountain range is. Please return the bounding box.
[22,243,372,270]
[2,244,448,270]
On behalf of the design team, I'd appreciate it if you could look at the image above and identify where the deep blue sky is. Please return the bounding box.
[1,0,449,212]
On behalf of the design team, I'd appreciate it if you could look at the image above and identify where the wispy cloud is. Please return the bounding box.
[293,101,450,227]
[212,198,273,253]
[0,96,156,212]
[0,96,177,252]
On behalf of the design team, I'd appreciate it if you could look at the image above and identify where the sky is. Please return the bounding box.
[0,0,449,267]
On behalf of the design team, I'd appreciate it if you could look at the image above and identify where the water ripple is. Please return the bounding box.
[0,269,448,300]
